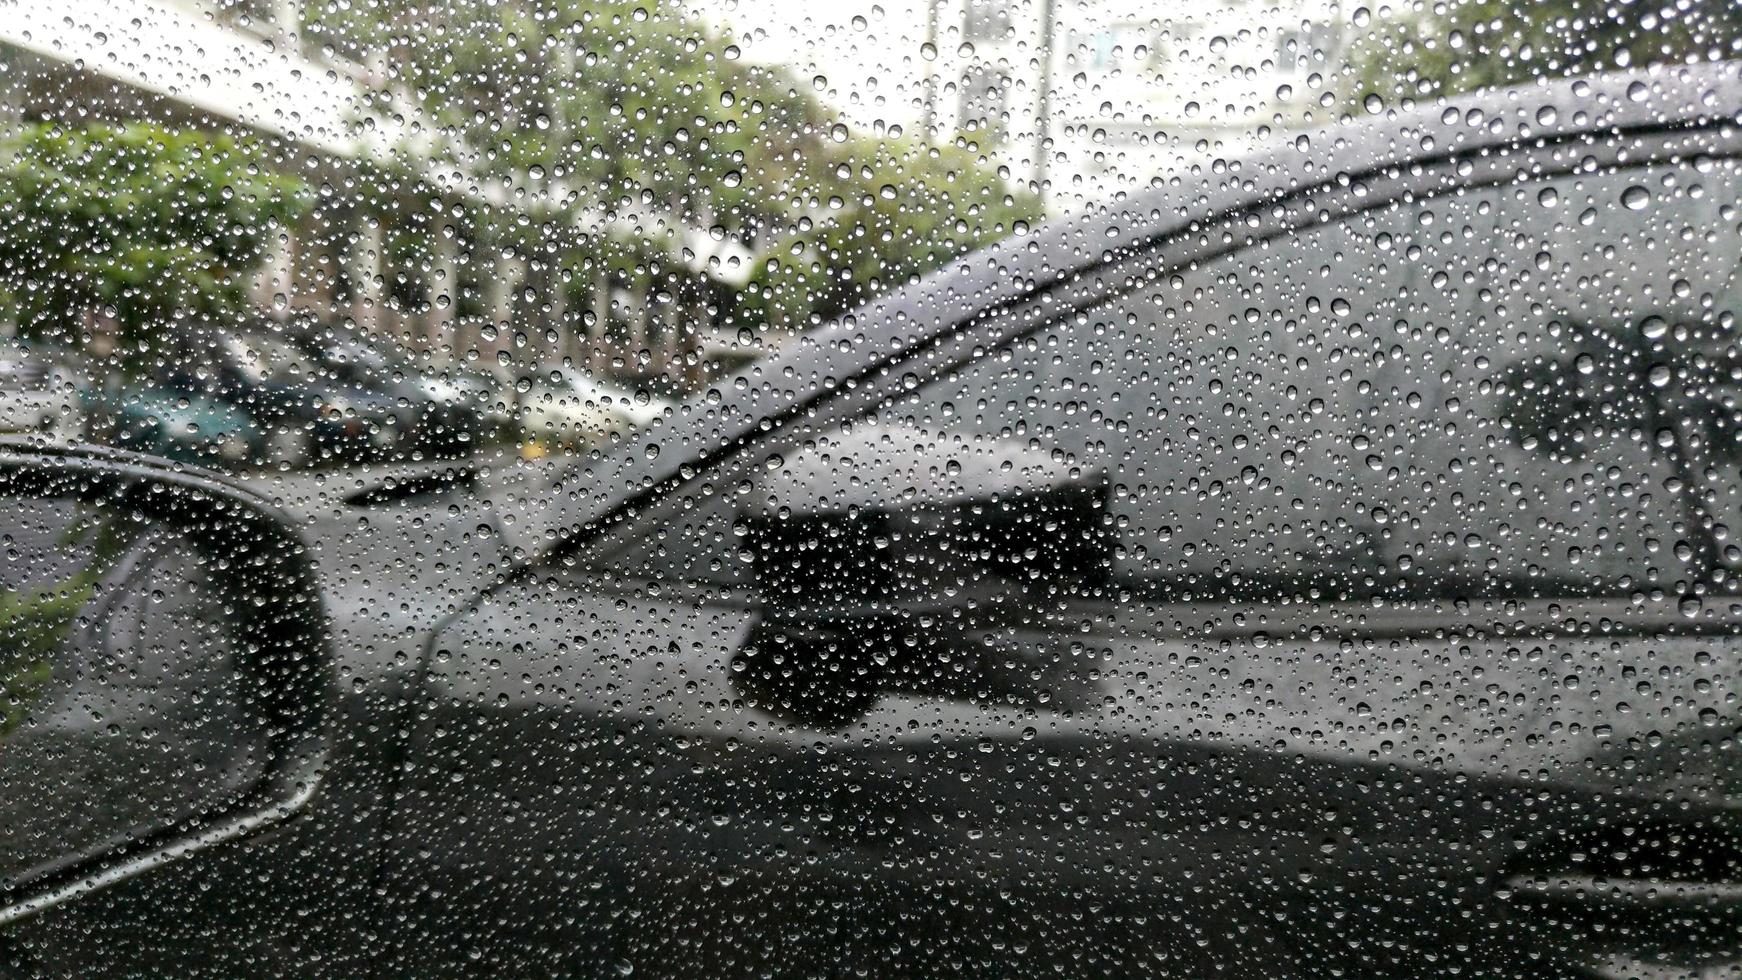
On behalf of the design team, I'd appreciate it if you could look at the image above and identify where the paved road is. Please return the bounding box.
[231,455,569,666]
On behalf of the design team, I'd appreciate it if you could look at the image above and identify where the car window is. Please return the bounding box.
[612,156,1742,605]
[897,159,1742,601]
[227,333,315,385]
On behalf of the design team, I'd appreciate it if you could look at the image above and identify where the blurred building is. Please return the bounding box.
[916,0,1348,202]
[0,0,735,387]
[0,0,1351,385]
[0,0,448,346]
[1052,0,1346,197]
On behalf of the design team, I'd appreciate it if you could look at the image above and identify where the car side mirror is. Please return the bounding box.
[735,423,1112,726]
[0,441,328,924]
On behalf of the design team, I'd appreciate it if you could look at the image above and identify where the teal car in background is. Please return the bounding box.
[84,384,258,468]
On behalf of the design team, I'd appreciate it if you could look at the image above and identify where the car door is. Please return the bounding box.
[390,134,1742,978]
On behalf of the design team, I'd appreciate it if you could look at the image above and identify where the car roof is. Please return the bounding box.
[508,62,1742,565]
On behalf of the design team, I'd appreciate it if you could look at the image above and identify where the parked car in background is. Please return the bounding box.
[158,323,403,467]
[0,341,85,445]
[513,361,670,451]
[85,383,257,468]
[286,320,485,458]
[426,360,517,446]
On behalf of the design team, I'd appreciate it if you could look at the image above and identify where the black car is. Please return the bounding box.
[159,324,406,467]
[283,321,486,459]
[3,68,1741,980]
[428,359,517,446]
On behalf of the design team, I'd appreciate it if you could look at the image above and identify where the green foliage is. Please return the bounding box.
[1343,0,1742,105]
[310,0,1039,336]
[0,123,309,367]
[739,140,1042,331]
[310,0,832,235]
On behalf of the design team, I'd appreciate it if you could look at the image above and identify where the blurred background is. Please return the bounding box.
[0,0,1735,473]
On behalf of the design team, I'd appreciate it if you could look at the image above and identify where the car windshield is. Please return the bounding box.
[225,332,316,386]
[5,2,1741,978]
[293,333,395,381]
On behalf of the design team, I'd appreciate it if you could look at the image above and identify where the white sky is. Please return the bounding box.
[717,0,943,131]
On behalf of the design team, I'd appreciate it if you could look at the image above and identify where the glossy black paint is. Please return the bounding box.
[285,321,485,458]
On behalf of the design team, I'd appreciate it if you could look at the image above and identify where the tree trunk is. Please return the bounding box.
[589,263,610,375]
[1627,321,1725,595]
[1665,415,1722,594]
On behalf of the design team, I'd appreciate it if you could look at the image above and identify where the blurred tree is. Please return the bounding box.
[309,0,830,242]
[1343,0,1742,106]
[0,124,308,371]
[308,0,1039,377]
[1500,317,1742,592]
[740,139,1041,333]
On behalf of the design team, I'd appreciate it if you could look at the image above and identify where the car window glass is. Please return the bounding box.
[12,0,1742,972]
[228,333,314,385]
[612,157,1742,605]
